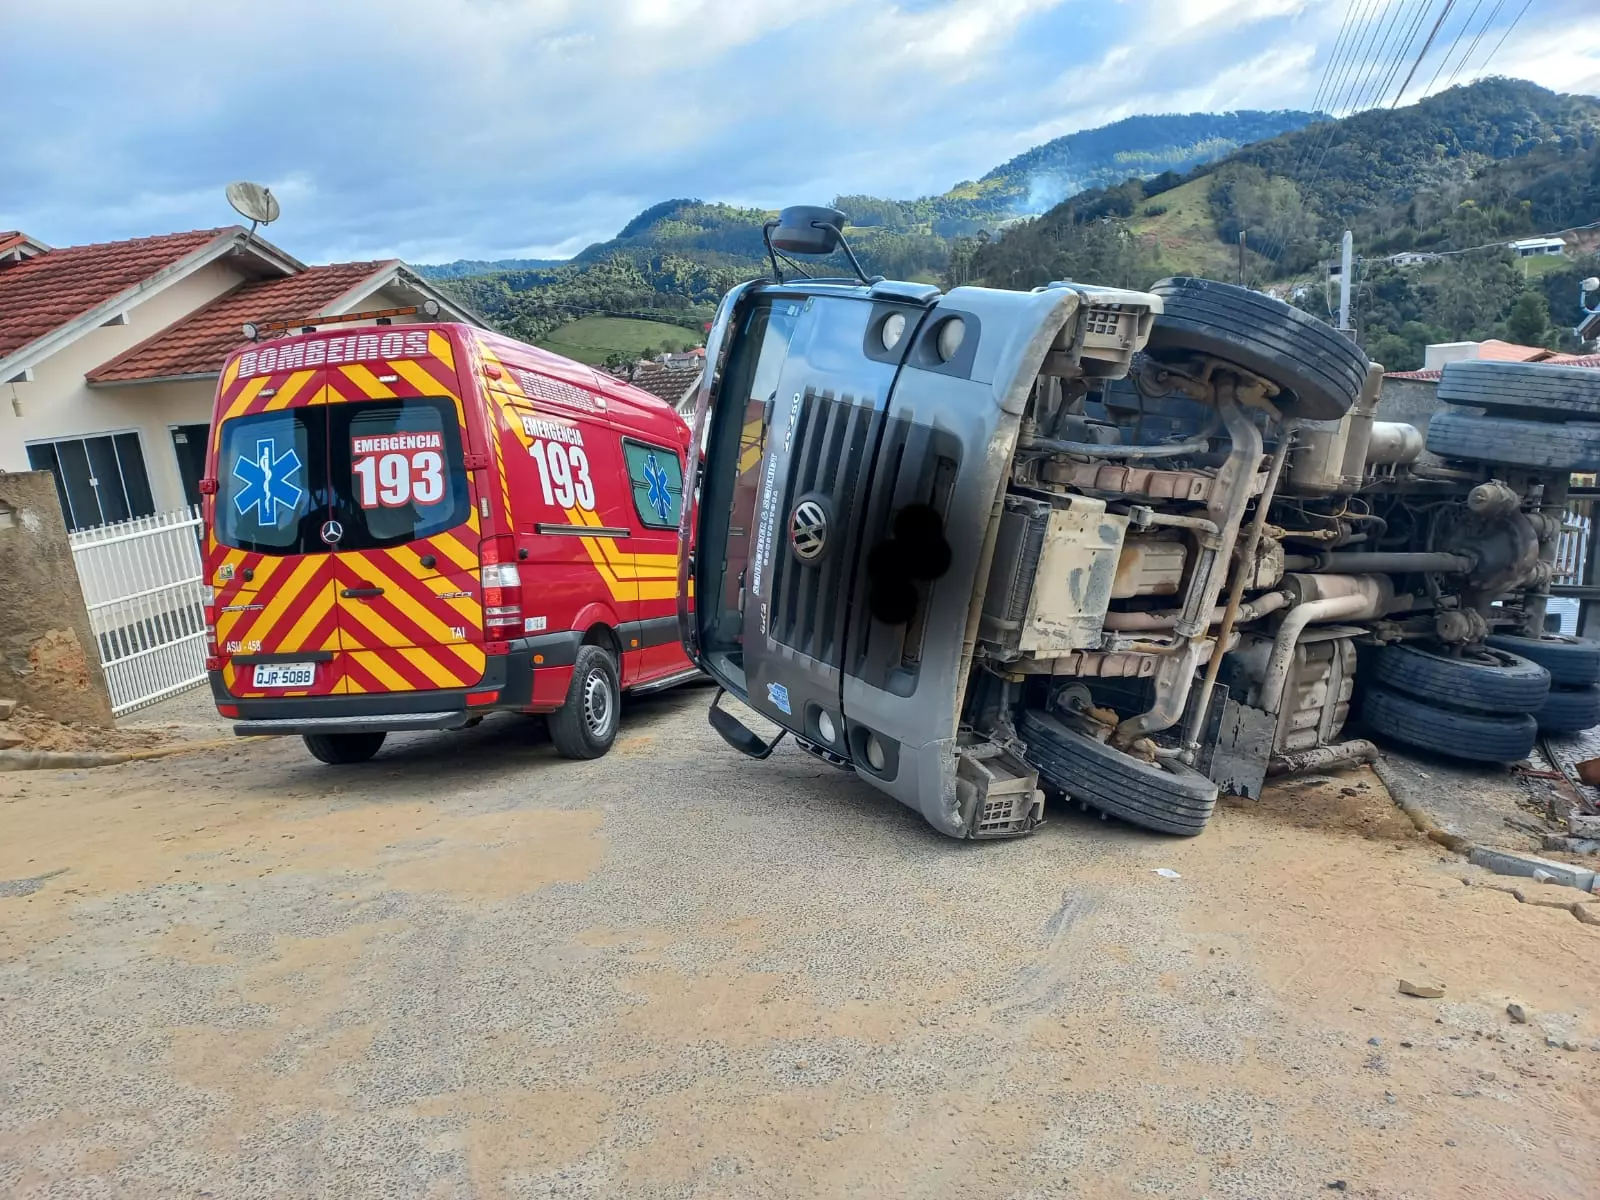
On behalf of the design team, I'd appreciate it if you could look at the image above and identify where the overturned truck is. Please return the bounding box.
[678,206,1599,839]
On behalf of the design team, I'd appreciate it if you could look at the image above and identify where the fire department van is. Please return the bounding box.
[201,318,697,764]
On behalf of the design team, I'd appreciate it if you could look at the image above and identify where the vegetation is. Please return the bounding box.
[536,316,702,366]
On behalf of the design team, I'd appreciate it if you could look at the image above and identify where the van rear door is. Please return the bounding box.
[211,331,486,698]
[322,360,486,695]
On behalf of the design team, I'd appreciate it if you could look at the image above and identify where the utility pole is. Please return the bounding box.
[1238,231,1246,286]
[1337,230,1354,338]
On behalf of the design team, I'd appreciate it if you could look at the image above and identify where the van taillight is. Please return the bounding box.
[480,537,522,633]
[202,584,218,657]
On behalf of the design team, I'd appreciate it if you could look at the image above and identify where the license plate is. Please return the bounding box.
[253,661,316,688]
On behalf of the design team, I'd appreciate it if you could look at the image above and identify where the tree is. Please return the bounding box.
[1506,290,1552,346]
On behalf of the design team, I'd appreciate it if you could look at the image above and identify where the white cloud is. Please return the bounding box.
[1,0,1595,261]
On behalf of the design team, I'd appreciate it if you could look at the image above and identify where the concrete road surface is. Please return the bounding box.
[3,689,1598,1199]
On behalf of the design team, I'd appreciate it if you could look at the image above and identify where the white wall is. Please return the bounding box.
[0,261,246,510]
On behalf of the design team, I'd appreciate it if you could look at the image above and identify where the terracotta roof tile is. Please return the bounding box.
[628,358,703,405]
[0,228,233,359]
[87,262,392,384]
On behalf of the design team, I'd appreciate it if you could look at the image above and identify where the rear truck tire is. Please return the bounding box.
[303,732,387,764]
[1361,685,1538,763]
[1020,709,1219,837]
[1438,359,1600,419]
[1424,410,1600,472]
[549,645,621,760]
[1534,684,1600,734]
[1144,277,1369,420]
[1484,632,1600,688]
[1372,641,1551,715]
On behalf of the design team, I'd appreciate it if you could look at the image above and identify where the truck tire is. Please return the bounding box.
[1144,277,1369,420]
[1372,641,1550,714]
[1485,633,1600,687]
[1362,686,1538,763]
[1438,359,1600,419]
[549,644,621,760]
[1020,709,1219,836]
[1424,410,1600,472]
[303,732,386,764]
[1534,684,1600,734]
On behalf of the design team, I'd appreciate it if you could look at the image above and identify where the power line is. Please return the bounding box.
[1376,0,1439,105]
[1445,0,1506,88]
[1391,0,1456,107]
[1422,0,1485,98]
[1479,0,1535,71]
[1351,0,1421,113]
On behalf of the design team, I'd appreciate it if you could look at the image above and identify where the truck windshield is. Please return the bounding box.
[696,297,804,686]
[215,396,469,555]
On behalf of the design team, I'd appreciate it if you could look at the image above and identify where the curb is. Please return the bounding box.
[1370,756,1473,853]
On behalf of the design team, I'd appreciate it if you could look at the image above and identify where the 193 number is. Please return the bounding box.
[352,450,445,508]
[529,440,595,511]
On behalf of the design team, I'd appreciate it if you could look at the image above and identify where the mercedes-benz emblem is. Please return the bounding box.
[789,498,829,562]
[319,519,345,546]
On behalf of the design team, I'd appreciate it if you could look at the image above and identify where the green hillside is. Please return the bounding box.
[537,316,701,365]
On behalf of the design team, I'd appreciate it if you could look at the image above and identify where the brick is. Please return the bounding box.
[1469,847,1597,892]
[1569,814,1600,839]
[0,698,15,720]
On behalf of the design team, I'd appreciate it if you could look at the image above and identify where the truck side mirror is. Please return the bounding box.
[771,206,845,256]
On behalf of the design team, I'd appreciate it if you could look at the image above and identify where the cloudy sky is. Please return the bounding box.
[4,0,1599,264]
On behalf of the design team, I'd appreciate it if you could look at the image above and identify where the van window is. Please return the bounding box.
[216,397,469,555]
[622,438,684,529]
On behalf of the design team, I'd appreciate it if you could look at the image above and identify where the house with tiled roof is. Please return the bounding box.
[0,226,480,529]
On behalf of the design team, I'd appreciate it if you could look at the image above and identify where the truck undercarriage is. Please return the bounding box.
[682,213,1600,841]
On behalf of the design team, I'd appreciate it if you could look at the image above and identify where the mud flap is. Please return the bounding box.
[1196,692,1275,800]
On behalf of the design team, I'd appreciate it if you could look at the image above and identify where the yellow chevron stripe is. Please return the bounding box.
[237,557,322,650]
[340,362,397,400]
[348,648,416,691]
[263,369,318,412]
[279,585,335,653]
[428,330,455,371]
[398,645,463,688]
[431,531,479,573]
[392,358,457,403]
[347,559,470,653]
[221,357,240,391]
[381,547,482,625]
[213,375,271,453]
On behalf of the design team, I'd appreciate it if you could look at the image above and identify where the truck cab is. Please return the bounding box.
[682,207,1592,841]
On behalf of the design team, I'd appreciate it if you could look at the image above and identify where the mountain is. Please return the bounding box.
[964,79,1600,366]
[417,109,1317,281]
[414,257,565,281]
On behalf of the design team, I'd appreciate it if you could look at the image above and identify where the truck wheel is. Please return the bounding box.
[1424,410,1600,472]
[1485,633,1600,687]
[1534,684,1600,734]
[1361,686,1538,763]
[1438,360,1600,419]
[1144,277,1369,420]
[303,732,386,764]
[1020,709,1219,836]
[1372,641,1550,715]
[549,645,620,760]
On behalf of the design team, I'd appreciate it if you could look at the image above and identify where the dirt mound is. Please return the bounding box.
[1,705,171,754]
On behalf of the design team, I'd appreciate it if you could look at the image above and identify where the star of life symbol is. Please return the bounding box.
[643,452,672,523]
[232,437,303,525]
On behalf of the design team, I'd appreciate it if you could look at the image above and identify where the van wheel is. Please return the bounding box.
[550,645,620,760]
[303,732,386,764]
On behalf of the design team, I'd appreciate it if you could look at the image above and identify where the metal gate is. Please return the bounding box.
[69,506,207,714]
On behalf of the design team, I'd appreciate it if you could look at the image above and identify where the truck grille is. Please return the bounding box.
[847,415,960,694]
[767,388,877,666]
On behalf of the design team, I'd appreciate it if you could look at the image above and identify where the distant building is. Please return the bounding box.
[1507,236,1566,258]
[1386,251,1438,266]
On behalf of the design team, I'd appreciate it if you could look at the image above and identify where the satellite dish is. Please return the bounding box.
[225,181,280,226]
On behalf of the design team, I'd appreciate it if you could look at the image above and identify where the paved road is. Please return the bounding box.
[3,689,1598,1198]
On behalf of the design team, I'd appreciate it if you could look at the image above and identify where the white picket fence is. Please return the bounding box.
[69,506,208,714]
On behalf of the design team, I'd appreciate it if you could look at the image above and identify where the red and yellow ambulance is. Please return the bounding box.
[201,318,697,763]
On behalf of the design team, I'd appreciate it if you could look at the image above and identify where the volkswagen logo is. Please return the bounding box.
[319,519,345,546]
[789,498,829,562]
